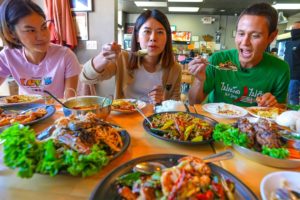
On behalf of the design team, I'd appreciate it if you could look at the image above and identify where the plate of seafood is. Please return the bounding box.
[90,154,258,200]
[112,99,146,113]
[37,112,130,161]
[0,94,43,105]
[0,112,130,178]
[247,106,285,121]
[219,117,300,168]
[143,111,217,145]
[0,103,55,131]
[202,103,248,119]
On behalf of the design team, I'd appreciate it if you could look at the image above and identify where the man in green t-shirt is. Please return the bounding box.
[188,3,290,107]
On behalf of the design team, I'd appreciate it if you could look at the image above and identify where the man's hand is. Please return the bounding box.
[188,56,208,81]
[256,93,278,107]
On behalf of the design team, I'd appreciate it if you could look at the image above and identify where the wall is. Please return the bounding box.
[126,14,239,50]
[286,13,300,29]
[75,0,117,63]
[34,0,117,97]
[74,0,117,97]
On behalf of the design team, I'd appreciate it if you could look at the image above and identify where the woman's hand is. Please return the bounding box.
[92,42,121,72]
[148,85,164,105]
[188,56,208,81]
[101,42,121,61]
[256,93,278,107]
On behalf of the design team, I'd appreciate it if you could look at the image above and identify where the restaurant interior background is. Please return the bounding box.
[0,0,300,96]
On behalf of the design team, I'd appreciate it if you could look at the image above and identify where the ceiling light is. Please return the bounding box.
[134,1,167,7]
[272,3,300,10]
[278,11,288,24]
[168,7,199,12]
[168,0,203,2]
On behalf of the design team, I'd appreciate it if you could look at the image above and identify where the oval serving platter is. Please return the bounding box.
[202,103,248,119]
[233,144,300,169]
[0,103,56,132]
[0,94,43,105]
[90,154,258,200]
[38,121,131,162]
[143,111,217,145]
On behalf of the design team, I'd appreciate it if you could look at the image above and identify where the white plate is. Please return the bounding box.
[260,171,300,200]
[112,99,146,113]
[0,95,43,105]
[247,106,285,121]
[202,103,248,118]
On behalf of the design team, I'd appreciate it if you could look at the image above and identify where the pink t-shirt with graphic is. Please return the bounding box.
[0,43,81,98]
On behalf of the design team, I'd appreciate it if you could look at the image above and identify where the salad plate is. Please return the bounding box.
[37,115,130,160]
[1,113,131,178]
[214,117,300,168]
[112,99,146,113]
[0,103,55,131]
[143,111,217,145]
[90,154,258,200]
[233,145,300,168]
[0,94,43,105]
[202,103,248,118]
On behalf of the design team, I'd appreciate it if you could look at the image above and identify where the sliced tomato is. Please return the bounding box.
[212,182,225,199]
[195,190,214,200]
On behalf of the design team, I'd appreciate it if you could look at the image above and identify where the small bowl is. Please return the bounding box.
[260,171,300,200]
[63,96,112,119]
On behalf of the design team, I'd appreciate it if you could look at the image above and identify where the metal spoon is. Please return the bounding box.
[134,104,153,127]
[133,104,168,135]
[275,188,300,200]
[133,150,233,174]
[33,89,69,108]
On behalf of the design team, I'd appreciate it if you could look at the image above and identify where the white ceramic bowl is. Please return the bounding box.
[260,171,300,200]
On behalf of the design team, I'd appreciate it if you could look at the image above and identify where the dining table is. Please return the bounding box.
[0,103,299,200]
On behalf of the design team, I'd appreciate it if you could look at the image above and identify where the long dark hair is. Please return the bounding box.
[0,0,46,48]
[129,9,174,70]
[237,2,278,35]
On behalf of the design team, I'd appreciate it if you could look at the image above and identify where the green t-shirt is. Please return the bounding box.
[204,49,290,107]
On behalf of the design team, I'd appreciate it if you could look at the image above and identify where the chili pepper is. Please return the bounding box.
[160,120,174,130]
[191,135,203,142]
[195,190,214,200]
[184,124,195,141]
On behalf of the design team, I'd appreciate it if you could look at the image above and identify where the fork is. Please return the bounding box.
[206,63,238,71]
[122,48,148,56]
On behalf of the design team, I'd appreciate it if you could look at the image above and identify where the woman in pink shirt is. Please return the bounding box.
[0,0,81,98]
